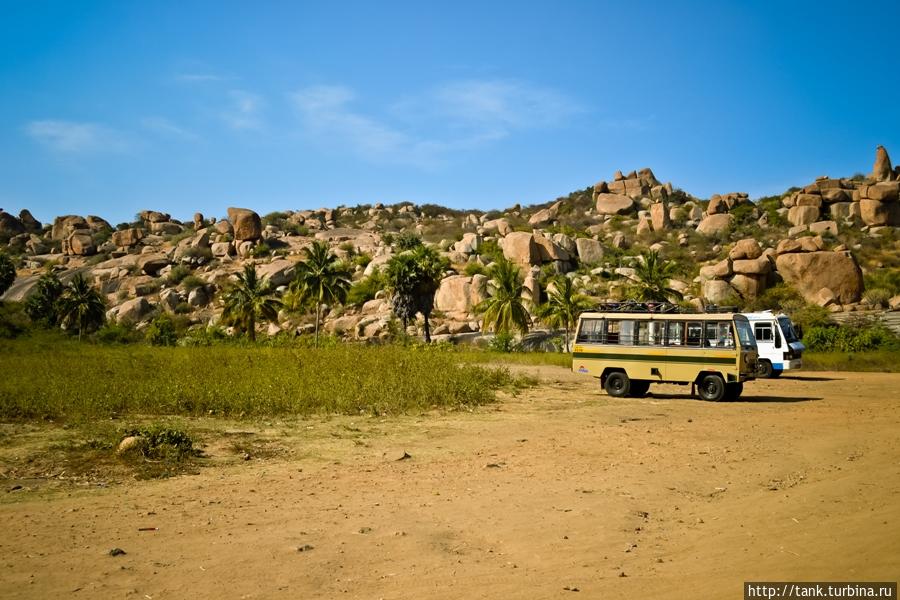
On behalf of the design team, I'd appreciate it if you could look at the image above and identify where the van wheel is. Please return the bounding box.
[724,382,744,400]
[628,381,650,397]
[698,374,726,402]
[604,372,630,397]
[756,359,774,378]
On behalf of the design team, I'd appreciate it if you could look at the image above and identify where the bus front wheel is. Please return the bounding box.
[698,374,726,402]
[604,372,631,397]
[756,360,774,378]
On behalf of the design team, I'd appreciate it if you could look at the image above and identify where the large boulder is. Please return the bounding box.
[575,238,604,264]
[696,213,732,236]
[434,275,484,315]
[775,251,864,305]
[594,193,635,216]
[117,297,154,325]
[872,145,893,182]
[51,215,88,240]
[0,211,25,241]
[702,279,736,304]
[137,253,171,276]
[728,238,763,260]
[257,259,297,287]
[533,233,569,262]
[18,209,42,234]
[863,181,899,202]
[528,201,561,227]
[111,228,144,248]
[650,202,669,231]
[732,257,771,276]
[859,199,900,226]
[730,274,767,300]
[482,218,511,236]
[500,232,540,266]
[67,232,95,256]
[139,210,170,224]
[787,205,821,227]
[227,207,262,241]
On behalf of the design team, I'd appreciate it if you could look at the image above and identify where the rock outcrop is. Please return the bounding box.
[227,207,262,241]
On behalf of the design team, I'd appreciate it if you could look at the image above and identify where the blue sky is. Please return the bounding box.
[1,0,898,225]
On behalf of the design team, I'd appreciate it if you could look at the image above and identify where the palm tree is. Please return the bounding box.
[629,250,684,302]
[222,264,282,342]
[385,245,448,343]
[534,275,592,350]
[25,268,65,327]
[290,241,352,347]
[475,257,531,336]
[57,274,106,340]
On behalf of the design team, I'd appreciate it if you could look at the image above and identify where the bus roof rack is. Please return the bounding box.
[595,301,740,314]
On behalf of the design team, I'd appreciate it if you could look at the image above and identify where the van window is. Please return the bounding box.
[606,320,621,344]
[754,322,773,342]
[576,318,604,343]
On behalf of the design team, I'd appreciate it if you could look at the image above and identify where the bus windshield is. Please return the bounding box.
[778,316,800,342]
[734,317,757,350]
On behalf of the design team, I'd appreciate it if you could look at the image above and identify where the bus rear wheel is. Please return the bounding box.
[628,380,650,397]
[603,372,631,397]
[698,374,726,402]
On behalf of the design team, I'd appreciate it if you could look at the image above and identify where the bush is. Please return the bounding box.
[167,265,192,285]
[0,253,16,296]
[346,270,386,306]
[803,316,899,352]
[487,332,519,353]
[249,242,271,258]
[147,314,178,346]
[863,288,892,308]
[463,262,487,277]
[395,232,423,251]
[181,275,205,291]
[94,322,143,344]
[0,301,29,339]
[121,424,197,461]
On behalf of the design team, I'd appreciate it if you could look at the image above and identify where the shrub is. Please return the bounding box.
[803,316,899,352]
[863,288,892,308]
[346,270,386,306]
[147,314,178,346]
[463,262,488,277]
[94,322,143,344]
[167,265,192,285]
[0,301,29,339]
[249,242,271,258]
[181,275,205,291]
[488,332,519,353]
[395,232,423,251]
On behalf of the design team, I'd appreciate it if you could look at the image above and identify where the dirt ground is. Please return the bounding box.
[2,367,899,599]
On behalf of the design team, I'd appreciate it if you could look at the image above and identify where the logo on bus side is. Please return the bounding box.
[577,365,589,373]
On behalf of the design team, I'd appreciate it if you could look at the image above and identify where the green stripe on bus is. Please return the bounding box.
[572,351,736,365]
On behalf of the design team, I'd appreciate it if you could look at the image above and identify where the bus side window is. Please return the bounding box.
[648,321,663,345]
[606,320,620,344]
[620,320,635,345]
[667,321,684,346]
[718,321,735,348]
[754,323,773,342]
[686,322,702,347]
[576,318,604,343]
[635,321,650,345]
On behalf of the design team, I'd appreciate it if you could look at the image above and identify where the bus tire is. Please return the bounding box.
[724,382,743,400]
[698,374,726,402]
[604,372,631,397]
[770,370,783,378]
[628,380,650,397]
[756,359,774,378]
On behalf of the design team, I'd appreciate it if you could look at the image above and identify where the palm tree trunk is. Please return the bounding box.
[564,327,569,353]
[423,315,431,343]
[249,314,256,342]
[314,304,320,348]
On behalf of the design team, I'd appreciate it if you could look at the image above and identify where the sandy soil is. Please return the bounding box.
[2,368,899,599]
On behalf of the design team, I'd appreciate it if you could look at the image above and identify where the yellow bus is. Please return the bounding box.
[571,306,758,401]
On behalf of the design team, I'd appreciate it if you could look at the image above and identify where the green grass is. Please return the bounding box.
[802,350,900,373]
[0,337,526,421]
[457,350,572,367]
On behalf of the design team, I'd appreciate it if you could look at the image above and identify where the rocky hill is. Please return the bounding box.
[1,147,898,341]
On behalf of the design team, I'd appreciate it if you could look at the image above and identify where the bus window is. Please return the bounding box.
[754,322,773,342]
[648,321,664,345]
[576,318,604,343]
[706,321,735,348]
[635,321,650,345]
[606,320,621,344]
[686,322,703,347]
[620,320,635,345]
[666,321,684,346]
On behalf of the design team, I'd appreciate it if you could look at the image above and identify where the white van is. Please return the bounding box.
[741,311,805,377]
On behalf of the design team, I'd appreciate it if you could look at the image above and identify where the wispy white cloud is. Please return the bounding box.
[24,120,132,154]
[222,90,265,130]
[289,79,580,167]
[141,116,199,141]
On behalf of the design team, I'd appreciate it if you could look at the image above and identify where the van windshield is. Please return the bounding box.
[734,317,757,350]
[778,316,800,342]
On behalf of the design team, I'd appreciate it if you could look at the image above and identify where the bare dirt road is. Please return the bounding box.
[2,368,899,599]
